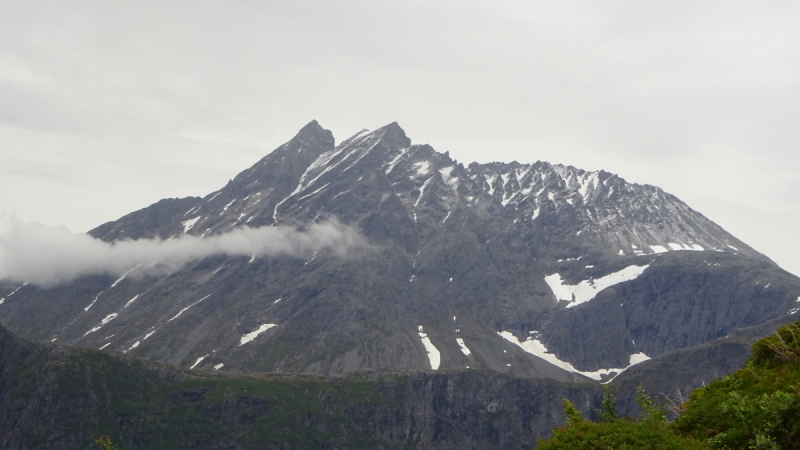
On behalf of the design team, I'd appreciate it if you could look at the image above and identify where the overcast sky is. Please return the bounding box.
[1,1,799,275]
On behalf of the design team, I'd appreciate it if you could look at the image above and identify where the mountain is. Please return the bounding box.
[1,120,799,387]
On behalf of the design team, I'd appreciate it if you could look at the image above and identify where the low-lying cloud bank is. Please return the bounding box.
[0,219,367,287]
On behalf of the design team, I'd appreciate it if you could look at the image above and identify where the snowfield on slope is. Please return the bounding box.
[418,325,441,370]
[498,331,650,381]
[545,264,650,308]
[239,323,278,346]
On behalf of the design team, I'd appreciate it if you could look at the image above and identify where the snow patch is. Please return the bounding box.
[417,325,440,370]
[413,160,432,177]
[123,294,139,308]
[99,343,111,350]
[239,323,277,346]
[214,363,224,370]
[415,177,434,207]
[144,330,156,340]
[3,285,25,302]
[578,172,599,200]
[439,166,459,190]
[296,183,330,202]
[190,355,208,369]
[128,341,140,351]
[109,266,137,289]
[650,245,669,254]
[384,148,408,175]
[456,338,471,356]
[497,331,650,381]
[182,217,200,233]
[82,312,118,336]
[532,207,540,220]
[545,264,650,308]
[168,295,210,321]
[501,191,518,206]
[100,313,117,325]
[668,243,705,252]
[629,352,651,365]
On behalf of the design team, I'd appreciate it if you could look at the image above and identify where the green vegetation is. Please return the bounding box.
[674,321,800,449]
[537,320,800,449]
[94,435,118,450]
[537,388,706,450]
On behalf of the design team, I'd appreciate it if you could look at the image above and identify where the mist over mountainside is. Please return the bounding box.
[1,121,799,385]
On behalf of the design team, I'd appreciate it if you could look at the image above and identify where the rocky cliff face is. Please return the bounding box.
[0,320,595,449]
[1,121,799,386]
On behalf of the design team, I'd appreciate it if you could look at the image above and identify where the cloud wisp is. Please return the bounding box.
[0,219,367,287]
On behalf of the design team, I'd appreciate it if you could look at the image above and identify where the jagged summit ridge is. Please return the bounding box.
[92,121,758,261]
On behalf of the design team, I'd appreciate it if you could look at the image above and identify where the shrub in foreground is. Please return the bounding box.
[674,322,800,449]
[537,320,800,450]
[537,388,708,450]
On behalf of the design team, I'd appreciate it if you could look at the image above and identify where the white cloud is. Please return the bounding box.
[0,218,367,287]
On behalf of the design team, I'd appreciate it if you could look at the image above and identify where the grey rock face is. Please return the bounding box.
[538,251,800,371]
[1,121,799,387]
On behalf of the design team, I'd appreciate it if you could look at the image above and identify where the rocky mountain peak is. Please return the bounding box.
[90,121,764,260]
[375,121,412,147]
[6,121,797,383]
[289,119,336,152]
